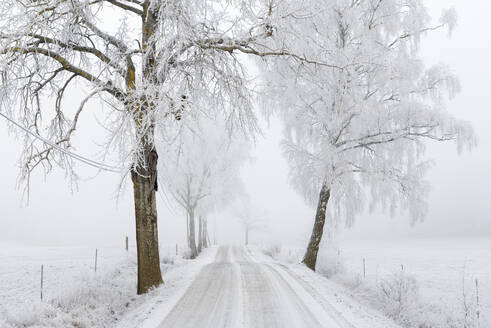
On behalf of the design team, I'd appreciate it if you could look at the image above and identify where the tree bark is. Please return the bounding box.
[198,216,203,253]
[186,213,190,249]
[202,218,208,249]
[188,209,198,259]
[302,184,331,271]
[131,155,163,294]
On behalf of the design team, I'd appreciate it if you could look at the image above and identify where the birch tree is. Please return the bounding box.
[269,2,476,270]
[0,0,337,293]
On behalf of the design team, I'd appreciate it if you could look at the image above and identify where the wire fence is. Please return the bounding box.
[0,241,189,305]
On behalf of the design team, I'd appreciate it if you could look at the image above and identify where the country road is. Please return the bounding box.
[158,246,396,328]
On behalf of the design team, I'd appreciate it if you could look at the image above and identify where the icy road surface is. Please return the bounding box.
[158,246,398,328]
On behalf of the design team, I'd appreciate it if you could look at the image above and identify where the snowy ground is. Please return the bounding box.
[0,242,216,328]
[338,238,491,327]
[1,243,401,328]
[270,238,491,328]
[6,240,483,328]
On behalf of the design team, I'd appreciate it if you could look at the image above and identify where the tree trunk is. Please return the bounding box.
[302,184,331,271]
[245,228,249,246]
[188,209,198,259]
[202,218,208,249]
[126,1,164,295]
[186,213,190,249]
[131,159,163,295]
[197,216,203,253]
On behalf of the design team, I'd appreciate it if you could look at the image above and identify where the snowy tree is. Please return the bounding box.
[0,0,338,293]
[159,116,249,258]
[268,2,476,270]
[232,196,268,246]
[197,215,210,253]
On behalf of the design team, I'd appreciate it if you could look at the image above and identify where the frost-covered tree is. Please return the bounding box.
[269,2,476,270]
[0,0,335,293]
[160,116,249,258]
[197,215,210,253]
[231,196,268,245]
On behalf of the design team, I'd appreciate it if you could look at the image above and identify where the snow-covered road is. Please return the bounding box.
[158,246,397,328]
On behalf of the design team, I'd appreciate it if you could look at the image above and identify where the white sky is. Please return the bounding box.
[0,0,490,248]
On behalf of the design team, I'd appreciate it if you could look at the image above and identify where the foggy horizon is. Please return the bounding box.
[1,0,491,248]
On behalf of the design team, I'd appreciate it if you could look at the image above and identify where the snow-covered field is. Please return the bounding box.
[338,238,491,327]
[0,242,216,328]
[271,238,491,327]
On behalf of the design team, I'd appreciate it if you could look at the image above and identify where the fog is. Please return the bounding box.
[0,0,490,248]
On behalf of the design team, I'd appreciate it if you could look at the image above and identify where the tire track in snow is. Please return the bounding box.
[270,263,356,328]
[240,247,327,328]
[158,246,242,328]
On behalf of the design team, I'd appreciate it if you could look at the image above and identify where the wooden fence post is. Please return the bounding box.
[94,248,98,272]
[476,278,480,327]
[363,258,366,279]
[40,265,44,301]
[125,236,129,251]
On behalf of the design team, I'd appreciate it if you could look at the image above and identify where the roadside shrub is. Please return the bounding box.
[378,271,419,326]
